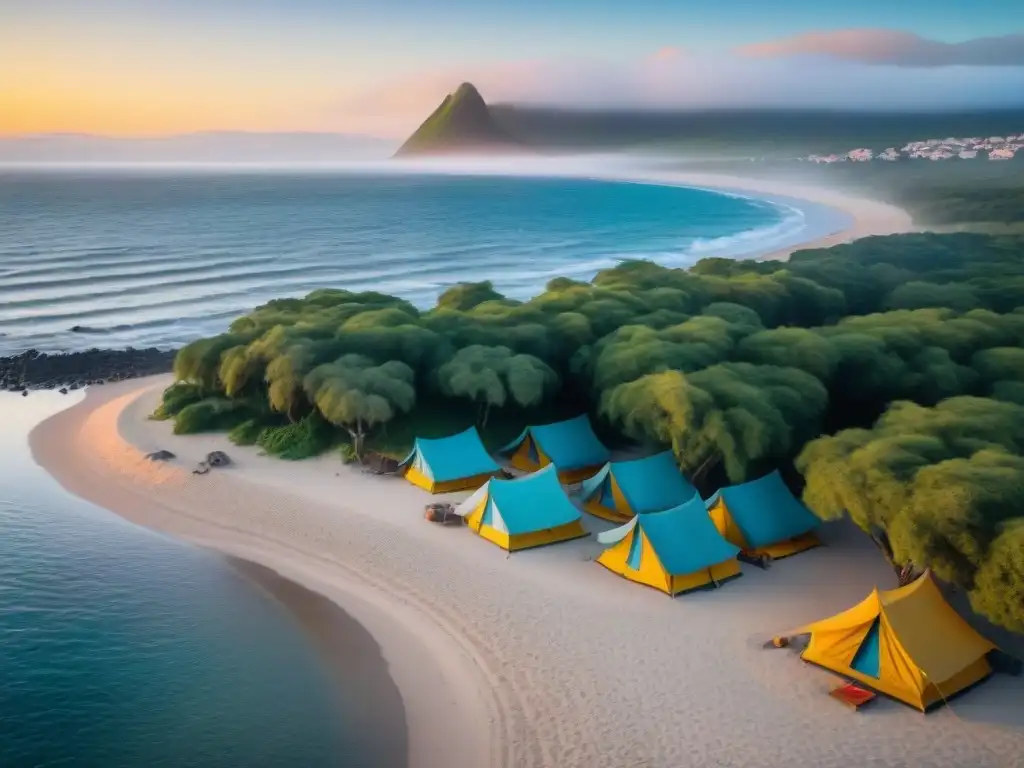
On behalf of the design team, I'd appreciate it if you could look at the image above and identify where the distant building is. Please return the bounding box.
[959,150,978,159]
[989,148,1016,160]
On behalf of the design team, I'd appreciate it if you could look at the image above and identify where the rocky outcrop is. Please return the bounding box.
[0,347,177,392]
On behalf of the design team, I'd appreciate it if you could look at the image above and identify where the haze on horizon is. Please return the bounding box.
[4,0,1024,142]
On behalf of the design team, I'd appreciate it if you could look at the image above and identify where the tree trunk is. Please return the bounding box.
[481,403,491,431]
[869,527,908,581]
[690,451,721,486]
[346,422,366,461]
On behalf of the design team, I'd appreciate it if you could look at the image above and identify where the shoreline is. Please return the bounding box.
[30,379,497,768]
[565,167,915,261]
[386,158,917,261]
[3,162,913,364]
[225,556,408,767]
[30,376,1024,767]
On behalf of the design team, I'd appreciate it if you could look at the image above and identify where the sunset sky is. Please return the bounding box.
[4,0,1024,138]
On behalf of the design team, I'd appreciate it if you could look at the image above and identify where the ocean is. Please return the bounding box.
[0,168,843,767]
[0,391,401,768]
[0,169,847,356]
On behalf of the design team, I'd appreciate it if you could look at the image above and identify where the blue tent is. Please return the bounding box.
[706,470,821,559]
[579,451,697,521]
[399,427,501,493]
[500,414,610,481]
[596,494,741,595]
[455,465,588,551]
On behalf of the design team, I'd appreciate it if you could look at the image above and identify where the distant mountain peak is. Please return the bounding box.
[394,82,519,157]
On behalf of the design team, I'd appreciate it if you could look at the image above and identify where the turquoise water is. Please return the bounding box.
[0,170,837,355]
[0,170,845,767]
[0,393,361,768]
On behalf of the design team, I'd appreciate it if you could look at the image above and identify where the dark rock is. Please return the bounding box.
[206,451,231,467]
[145,450,176,462]
[0,346,177,391]
[59,388,68,395]
[21,390,28,397]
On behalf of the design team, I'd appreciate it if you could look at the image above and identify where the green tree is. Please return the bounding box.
[601,363,827,483]
[303,354,416,459]
[435,345,559,428]
[970,523,1024,634]
[797,397,1024,633]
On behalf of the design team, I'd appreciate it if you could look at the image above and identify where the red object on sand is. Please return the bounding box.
[829,682,877,710]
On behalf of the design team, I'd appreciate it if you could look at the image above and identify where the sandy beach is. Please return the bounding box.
[31,377,1024,768]
[632,169,916,260]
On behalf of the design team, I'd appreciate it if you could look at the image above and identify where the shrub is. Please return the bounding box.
[256,413,335,460]
[152,382,206,420]
[173,398,251,434]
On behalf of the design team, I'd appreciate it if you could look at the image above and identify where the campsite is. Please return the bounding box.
[386,412,1019,713]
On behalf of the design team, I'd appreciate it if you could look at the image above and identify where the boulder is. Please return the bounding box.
[206,451,231,467]
[145,450,176,462]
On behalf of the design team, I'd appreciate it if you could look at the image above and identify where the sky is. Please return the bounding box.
[3,0,1024,138]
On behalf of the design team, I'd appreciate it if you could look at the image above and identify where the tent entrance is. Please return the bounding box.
[850,618,882,678]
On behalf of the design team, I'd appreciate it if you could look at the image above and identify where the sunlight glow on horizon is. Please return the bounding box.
[4,2,1024,137]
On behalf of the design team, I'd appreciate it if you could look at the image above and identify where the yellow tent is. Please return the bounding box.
[398,427,502,493]
[454,465,588,552]
[596,494,742,596]
[778,572,997,711]
[705,471,821,560]
[499,415,610,484]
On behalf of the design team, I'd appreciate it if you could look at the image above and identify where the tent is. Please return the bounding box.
[499,414,610,483]
[776,572,997,711]
[596,494,741,595]
[705,470,821,560]
[455,465,588,551]
[399,427,502,493]
[579,451,697,522]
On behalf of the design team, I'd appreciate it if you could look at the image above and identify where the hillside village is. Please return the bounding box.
[805,133,1023,164]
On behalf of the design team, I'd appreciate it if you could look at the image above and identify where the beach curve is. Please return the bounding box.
[388,157,917,261]
[30,376,1024,767]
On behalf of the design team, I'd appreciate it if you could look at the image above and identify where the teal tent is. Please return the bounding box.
[455,465,588,551]
[579,451,696,521]
[596,494,742,595]
[399,426,501,493]
[500,414,610,481]
[706,470,822,559]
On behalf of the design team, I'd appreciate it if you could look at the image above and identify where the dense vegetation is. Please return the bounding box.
[161,231,1024,632]
[802,159,1024,227]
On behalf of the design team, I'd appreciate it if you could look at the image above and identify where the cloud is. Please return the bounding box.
[649,46,686,62]
[736,29,1024,67]
[330,34,1024,137]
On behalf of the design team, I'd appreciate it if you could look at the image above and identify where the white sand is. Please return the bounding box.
[31,377,1023,768]
[633,170,915,260]
[588,168,916,261]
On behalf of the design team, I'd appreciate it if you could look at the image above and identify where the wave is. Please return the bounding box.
[683,203,807,259]
[0,168,825,355]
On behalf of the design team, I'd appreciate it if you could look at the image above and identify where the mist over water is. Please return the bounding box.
[0,160,847,355]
